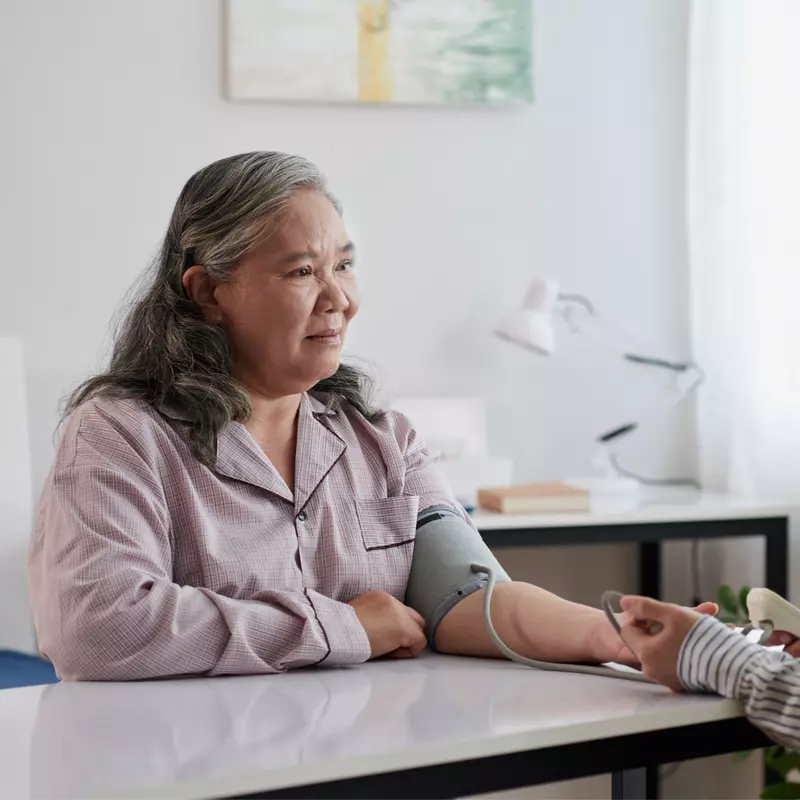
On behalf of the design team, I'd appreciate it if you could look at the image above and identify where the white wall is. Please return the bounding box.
[1,0,694,502]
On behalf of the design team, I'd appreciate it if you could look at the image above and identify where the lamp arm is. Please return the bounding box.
[557,295,703,384]
[596,362,705,444]
[552,292,705,488]
[623,353,694,372]
[558,293,596,314]
[594,363,705,488]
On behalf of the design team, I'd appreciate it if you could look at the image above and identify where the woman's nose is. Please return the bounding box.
[320,277,350,312]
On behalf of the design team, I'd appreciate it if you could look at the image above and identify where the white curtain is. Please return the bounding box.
[689,0,800,498]
[689,0,800,598]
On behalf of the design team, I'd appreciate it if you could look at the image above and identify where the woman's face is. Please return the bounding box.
[200,188,359,397]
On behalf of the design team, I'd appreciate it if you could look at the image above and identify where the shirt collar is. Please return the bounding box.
[155,403,191,422]
[307,392,338,416]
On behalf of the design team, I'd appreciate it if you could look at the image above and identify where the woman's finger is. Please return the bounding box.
[387,647,416,659]
[404,606,426,629]
[693,602,719,616]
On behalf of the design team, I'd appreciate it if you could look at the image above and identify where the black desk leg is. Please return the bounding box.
[639,541,662,600]
[637,542,661,798]
[765,519,789,599]
[612,767,648,800]
[764,518,790,790]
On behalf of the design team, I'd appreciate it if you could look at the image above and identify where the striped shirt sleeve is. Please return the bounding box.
[678,615,800,749]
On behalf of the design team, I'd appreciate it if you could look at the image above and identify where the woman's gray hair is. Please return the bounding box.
[65,151,383,465]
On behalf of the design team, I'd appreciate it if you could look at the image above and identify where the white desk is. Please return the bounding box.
[470,490,798,531]
[0,653,768,800]
[471,489,794,604]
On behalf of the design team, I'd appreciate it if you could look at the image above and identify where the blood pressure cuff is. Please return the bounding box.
[405,506,512,650]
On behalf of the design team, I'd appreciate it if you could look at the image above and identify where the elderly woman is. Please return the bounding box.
[29,152,672,680]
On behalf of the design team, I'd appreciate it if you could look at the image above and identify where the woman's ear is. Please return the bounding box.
[183,265,223,324]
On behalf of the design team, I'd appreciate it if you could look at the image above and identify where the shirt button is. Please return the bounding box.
[297,512,307,522]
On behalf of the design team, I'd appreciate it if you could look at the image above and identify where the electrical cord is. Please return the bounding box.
[471,563,654,683]
[607,453,702,490]
[595,361,707,491]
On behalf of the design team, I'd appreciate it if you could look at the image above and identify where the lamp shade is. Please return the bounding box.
[495,278,559,355]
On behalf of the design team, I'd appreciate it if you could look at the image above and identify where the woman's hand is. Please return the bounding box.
[348,591,427,660]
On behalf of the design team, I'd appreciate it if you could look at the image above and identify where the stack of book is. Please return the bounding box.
[477,482,590,514]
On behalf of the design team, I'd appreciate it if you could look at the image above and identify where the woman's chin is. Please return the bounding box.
[309,354,342,382]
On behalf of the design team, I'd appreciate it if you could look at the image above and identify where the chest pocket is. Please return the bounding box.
[355,496,420,599]
[356,496,420,549]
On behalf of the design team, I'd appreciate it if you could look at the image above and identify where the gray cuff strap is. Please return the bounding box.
[405,506,512,650]
[426,575,490,650]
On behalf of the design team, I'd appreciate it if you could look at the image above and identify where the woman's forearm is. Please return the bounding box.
[435,581,607,662]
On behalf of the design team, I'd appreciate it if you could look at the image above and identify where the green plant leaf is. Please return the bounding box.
[718,615,737,625]
[767,750,800,776]
[766,746,787,772]
[718,584,739,616]
[760,782,800,799]
[733,749,754,763]
[740,586,752,616]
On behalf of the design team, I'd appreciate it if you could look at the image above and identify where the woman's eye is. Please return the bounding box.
[289,267,312,278]
[337,260,354,272]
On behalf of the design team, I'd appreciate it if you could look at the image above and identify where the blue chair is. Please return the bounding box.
[0,650,59,689]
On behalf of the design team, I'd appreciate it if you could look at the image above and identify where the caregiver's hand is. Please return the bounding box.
[765,631,800,658]
[595,598,717,669]
[348,590,427,660]
[616,596,709,691]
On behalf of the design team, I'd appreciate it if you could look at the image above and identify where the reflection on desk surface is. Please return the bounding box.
[15,653,741,800]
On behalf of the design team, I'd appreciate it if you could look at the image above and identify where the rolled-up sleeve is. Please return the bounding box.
[29,418,370,682]
[678,616,800,750]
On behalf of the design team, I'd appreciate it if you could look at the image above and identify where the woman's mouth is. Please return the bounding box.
[306,329,342,346]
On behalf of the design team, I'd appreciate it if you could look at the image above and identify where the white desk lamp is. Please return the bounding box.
[495,278,704,493]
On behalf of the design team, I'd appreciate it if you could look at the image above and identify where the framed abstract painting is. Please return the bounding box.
[225,0,533,106]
